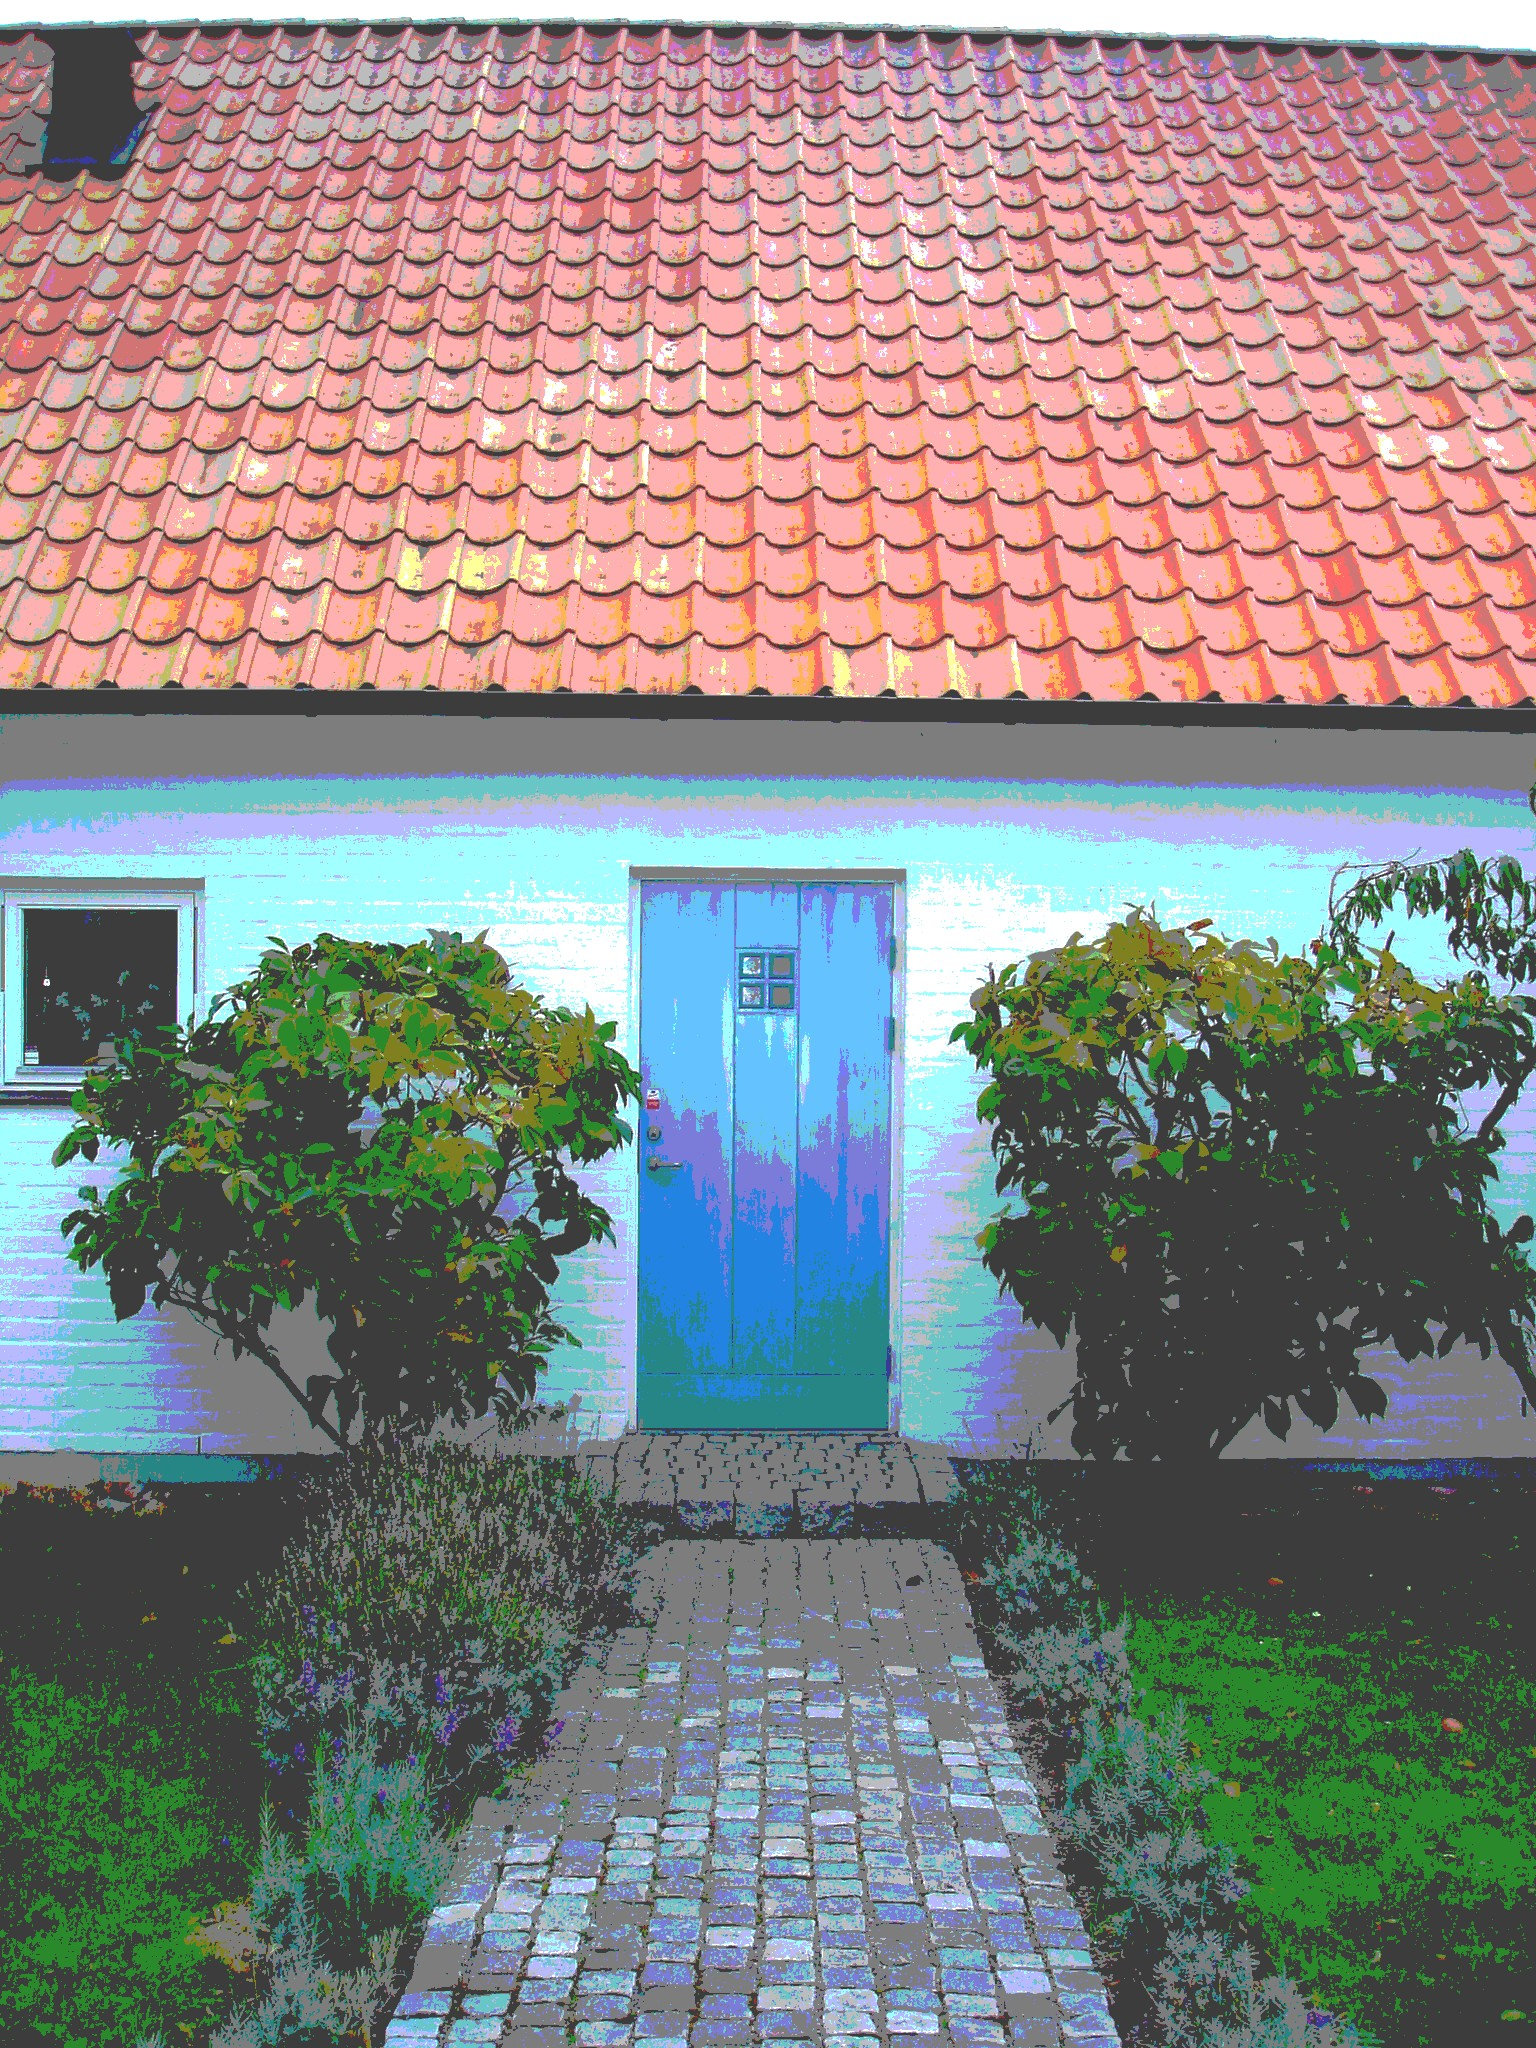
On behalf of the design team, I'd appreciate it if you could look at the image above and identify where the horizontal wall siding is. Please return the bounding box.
[2,713,1534,1460]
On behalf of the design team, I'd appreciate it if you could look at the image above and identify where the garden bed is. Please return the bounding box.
[0,1432,647,2048]
[951,1459,1536,2048]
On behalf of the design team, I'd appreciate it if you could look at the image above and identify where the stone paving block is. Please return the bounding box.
[404,1938,472,1994]
[908,1443,958,1507]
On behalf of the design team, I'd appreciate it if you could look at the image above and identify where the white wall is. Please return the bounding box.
[3,710,1534,1460]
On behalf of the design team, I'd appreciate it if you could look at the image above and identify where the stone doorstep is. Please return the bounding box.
[595,1436,956,1524]
[650,1499,947,1540]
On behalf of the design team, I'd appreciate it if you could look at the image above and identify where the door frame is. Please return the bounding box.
[627,867,908,1434]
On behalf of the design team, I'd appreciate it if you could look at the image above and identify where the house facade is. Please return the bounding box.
[2,25,1536,1464]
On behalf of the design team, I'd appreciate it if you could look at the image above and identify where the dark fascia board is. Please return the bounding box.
[5,689,1536,733]
[0,17,1533,61]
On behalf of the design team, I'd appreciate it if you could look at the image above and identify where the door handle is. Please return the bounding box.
[647,1157,684,1172]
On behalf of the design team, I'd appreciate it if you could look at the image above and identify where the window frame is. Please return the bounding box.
[0,881,203,1099]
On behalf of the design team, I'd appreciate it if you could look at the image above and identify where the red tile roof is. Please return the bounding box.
[2,24,1536,706]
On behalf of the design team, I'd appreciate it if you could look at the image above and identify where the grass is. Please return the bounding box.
[0,1648,257,2047]
[0,1479,286,2047]
[1125,1592,1536,2045]
[956,1460,1536,2048]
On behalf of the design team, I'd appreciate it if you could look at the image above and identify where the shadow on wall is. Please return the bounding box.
[950,1319,1536,1462]
[0,1099,627,1458]
[901,1118,1536,1461]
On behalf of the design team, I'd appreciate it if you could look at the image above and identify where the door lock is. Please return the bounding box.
[647,1124,662,1141]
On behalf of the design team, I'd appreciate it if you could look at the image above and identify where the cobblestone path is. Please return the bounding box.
[385,1538,1118,2048]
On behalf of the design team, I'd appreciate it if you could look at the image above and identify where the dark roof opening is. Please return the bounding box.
[39,28,147,181]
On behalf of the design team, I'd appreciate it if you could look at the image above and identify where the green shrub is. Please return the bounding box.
[211,1710,453,2048]
[249,1630,570,1831]
[208,1914,398,2048]
[216,1430,643,2044]
[1147,1925,1370,2048]
[1062,1703,1251,1954]
[245,1431,635,1662]
[250,1709,453,1974]
[1000,1615,1139,1741]
[977,1527,1103,1635]
[236,1431,638,1822]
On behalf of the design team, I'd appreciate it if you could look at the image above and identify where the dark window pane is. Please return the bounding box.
[769,984,794,1010]
[23,908,178,1068]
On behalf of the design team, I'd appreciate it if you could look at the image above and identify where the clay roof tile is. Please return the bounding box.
[3,22,1536,702]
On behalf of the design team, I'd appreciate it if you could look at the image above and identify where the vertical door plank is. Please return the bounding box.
[731,883,800,1409]
[636,882,735,1424]
[796,882,893,1426]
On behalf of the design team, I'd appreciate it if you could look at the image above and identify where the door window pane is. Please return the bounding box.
[23,908,178,1068]
[739,947,795,1013]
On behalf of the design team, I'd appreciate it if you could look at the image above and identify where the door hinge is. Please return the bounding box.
[889,935,898,971]
[887,1015,895,1053]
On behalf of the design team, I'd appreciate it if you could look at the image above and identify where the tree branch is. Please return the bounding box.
[159,1286,345,1449]
[1477,1061,1536,1146]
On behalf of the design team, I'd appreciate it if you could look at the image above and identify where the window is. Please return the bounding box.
[1,885,200,1092]
[738,947,796,1013]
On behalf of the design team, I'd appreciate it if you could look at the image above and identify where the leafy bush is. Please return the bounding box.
[950,894,1536,1458]
[235,1431,638,1824]
[53,927,641,1446]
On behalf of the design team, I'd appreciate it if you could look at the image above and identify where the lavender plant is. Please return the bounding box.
[208,1710,454,2048]
[235,1428,638,1821]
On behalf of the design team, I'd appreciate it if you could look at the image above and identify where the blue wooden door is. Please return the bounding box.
[638,880,894,1429]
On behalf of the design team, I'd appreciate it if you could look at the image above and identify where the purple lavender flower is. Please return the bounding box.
[494,1713,521,1755]
[300,1657,318,1697]
[434,1671,449,1707]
